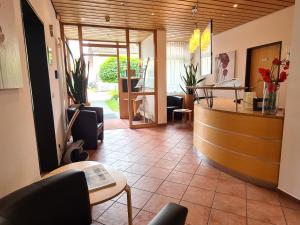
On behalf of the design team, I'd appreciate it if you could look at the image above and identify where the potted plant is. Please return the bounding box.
[180,64,205,110]
[258,58,289,115]
[65,43,89,105]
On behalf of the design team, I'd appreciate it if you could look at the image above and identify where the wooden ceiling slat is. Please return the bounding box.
[53,0,268,18]
[55,6,257,24]
[52,0,294,41]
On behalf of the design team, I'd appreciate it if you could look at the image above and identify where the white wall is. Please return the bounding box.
[210,6,294,107]
[0,0,66,197]
[278,0,300,200]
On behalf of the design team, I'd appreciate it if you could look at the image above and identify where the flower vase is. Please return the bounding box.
[262,82,280,115]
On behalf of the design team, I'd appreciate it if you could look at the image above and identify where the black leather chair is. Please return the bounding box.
[67,106,104,150]
[0,170,188,225]
[167,95,184,121]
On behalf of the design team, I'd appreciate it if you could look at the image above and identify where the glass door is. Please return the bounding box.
[127,29,157,128]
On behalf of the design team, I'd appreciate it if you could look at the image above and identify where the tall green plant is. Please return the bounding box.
[180,64,205,94]
[65,42,89,104]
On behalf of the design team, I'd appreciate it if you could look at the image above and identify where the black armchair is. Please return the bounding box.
[167,95,184,121]
[67,106,104,150]
[0,170,188,225]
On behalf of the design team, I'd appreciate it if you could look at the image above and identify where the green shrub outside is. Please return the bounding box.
[98,56,140,83]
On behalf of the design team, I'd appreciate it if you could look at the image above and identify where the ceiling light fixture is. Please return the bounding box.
[120,2,125,6]
[233,4,238,8]
[151,12,155,16]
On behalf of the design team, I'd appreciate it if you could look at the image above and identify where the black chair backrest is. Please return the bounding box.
[0,170,91,225]
[167,96,184,108]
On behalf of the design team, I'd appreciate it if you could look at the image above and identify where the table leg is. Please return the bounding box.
[125,185,133,225]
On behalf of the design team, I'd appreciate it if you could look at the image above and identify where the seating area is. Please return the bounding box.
[1,1,300,225]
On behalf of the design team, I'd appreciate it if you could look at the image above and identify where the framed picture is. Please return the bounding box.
[215,51,236,84]
[0,0,23,89]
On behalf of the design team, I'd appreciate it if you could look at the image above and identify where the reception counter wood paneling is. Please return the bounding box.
[193,100,284,188]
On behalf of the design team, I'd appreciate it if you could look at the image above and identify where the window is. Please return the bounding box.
[167,42,191,94]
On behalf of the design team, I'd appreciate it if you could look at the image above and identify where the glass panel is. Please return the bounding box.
[129,30,155,93]
[83,46,117,55]
[131,95,156,125]
[82,26,126,42]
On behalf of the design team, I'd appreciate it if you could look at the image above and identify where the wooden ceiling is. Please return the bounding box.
[52,0,295,41]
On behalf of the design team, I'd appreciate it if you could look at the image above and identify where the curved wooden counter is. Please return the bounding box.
[193,99,284,188]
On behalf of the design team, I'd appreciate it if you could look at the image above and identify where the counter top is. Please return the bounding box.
[196,98,284,119]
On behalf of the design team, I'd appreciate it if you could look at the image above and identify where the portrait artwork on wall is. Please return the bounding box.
[215,51,236,84]
[0,0,23,89]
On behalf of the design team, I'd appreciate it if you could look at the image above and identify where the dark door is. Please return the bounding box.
[245,42,281,97]
[21,0,58,172]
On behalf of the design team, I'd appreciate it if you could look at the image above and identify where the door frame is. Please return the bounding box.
[245,41,282,92]
[21,0,58,172]
[60,23,158,129]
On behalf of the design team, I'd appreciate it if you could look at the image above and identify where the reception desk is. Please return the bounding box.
[193,99,284,188]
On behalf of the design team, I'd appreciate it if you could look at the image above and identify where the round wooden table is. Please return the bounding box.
[172,108,193,126]
[44,161,133,225]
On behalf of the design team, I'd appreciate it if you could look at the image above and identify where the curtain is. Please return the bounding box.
[167,42,191,94]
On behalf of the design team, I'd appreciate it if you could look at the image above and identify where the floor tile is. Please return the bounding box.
[212,192,246,216]
[190,175,218,191]
[117,188,152,209]
[162,152,184,162]
[166,170,193,185]
[247,218,274,225]
[155,159,178,170]
[133,210,156,225]
[156,181,187,199]
[196,164,220,178]
[121,154,142,163]
[208,209,246,225]
[246,183,280,206]
[145,167,172,180]
[247,199,286,225]
[143,194,179,214]
[92,200,114,220]
[180,201,210,225]
[126,164,152,175]
[133,176,163,192]
[180,155,202,165]
[182,186,215,207]
[111,160,133,171]
[122,171,142,186]
[97,202,139,225]
[283,208,300,225]
[218,172,244,184]
[279,195,300,211]
[216,179,246,198]
[174,162,198,174]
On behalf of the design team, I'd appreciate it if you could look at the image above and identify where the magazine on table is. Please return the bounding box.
[82,164,116,191]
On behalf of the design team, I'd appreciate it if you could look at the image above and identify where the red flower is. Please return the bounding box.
[268,83,277,93]
[259,68,271,83]
[272,58,281,65]
[279,71,288,82]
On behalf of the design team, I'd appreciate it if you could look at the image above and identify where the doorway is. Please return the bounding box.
[21,0,58,172]
[62,25,157,129]
[245,42,282,97]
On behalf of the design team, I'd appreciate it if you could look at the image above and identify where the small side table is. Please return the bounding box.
[172,109,193,126]
[43,161,133,225]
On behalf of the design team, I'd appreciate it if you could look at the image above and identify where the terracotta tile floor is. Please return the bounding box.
[89,125,300,225]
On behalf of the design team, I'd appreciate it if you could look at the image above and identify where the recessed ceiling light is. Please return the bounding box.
[233,4,238,8]
[120,2,125,6]
[81,18,85,21]
[151,12,155,16]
